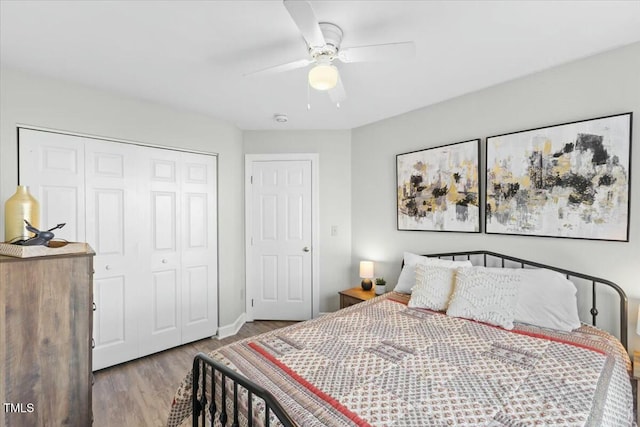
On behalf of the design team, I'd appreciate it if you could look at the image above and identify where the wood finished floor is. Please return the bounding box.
[92,320,296,427]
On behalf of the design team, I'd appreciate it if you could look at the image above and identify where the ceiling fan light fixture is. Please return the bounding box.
[308,63,338,91]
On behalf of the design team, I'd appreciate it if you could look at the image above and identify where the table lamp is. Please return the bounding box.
[359,261,374,291]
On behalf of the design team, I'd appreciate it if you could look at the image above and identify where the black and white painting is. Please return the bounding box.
[486,113,632,241]
[397,139,480,232]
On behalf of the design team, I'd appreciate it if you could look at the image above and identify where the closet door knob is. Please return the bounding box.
[92,302,97,311]
[302,247,310,252]
[162,259,168,264]
[105,265,111,270]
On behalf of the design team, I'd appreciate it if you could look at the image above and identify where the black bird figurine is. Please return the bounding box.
[16,220,66,246]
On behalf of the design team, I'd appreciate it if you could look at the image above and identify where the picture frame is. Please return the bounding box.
[485,112,632,241]
[396,139,481,232]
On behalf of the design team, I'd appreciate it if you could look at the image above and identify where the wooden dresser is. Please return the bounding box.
[0,250,94,427]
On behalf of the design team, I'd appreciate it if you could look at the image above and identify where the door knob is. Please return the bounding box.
[105,265,111,270]
[162,259,168,264]
[303,246,310,252]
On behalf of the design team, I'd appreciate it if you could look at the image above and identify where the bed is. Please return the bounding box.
[167,250,634,427]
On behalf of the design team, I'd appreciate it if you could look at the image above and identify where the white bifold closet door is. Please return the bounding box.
[18,128,218,370]
[85,140,141,367]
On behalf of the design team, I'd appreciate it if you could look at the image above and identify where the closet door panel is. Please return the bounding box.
[152,192,177,251]
[94,276,126,344]
[18,129,86,243]
[184,266,208,322]
[152,270,179,331]
[138,147,182,356]
[181,153,218,343]
[86,141,140,369]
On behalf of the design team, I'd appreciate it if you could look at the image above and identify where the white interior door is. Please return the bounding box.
[85,141,140,369]
[138,147,182,356]
[248,159,313,321]
[180,152,218,343]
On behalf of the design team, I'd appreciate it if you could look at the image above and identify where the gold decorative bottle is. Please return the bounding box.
[4,185,40,243]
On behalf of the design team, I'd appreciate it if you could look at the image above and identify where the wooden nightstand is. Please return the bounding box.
[339,287,376,309]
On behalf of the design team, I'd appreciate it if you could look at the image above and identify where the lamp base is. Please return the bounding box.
[361,278,373,291]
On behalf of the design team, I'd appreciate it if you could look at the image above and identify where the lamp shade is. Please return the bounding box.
[308,63,338,91]
[359,261,374,279]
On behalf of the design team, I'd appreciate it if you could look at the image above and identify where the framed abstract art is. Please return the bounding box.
[485,112,632,241]
[397,139,480,232]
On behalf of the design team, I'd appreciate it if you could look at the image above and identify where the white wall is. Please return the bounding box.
[351,42,640,350]
[0,67,245,327]
[244,130,352,312]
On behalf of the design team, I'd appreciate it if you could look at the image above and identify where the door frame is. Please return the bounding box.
[244,153,320,321]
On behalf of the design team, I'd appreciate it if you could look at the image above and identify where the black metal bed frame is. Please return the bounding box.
[192,250,628,427]
[192,352,296,427]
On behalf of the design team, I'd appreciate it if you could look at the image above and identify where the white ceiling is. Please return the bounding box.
[1,1,640,130]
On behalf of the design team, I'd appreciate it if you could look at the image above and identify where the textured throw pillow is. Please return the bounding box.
[514,268,581,331]
[394,252,472,294]
[408,264,457,311]
[446,266,520,330]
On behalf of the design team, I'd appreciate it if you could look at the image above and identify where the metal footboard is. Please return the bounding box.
[192,352,296,427]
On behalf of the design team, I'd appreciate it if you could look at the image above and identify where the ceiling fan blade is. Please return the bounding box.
[338,41,416,63]
[244,58,313,76]
[328,74,346,105]
[283,0,325,48]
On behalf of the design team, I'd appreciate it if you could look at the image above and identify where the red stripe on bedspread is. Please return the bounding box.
[460,316,607,355]
[407,303,606,356]
[509,329,606,355]
[386,295,409,305]
[248,342,371,427]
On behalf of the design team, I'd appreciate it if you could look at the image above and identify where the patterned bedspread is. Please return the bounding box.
[167,292,634,427]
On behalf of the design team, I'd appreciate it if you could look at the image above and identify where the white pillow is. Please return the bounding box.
[514,268,581,332]
[394,252,472,294]
[408,264,456,311]
[446,266,520,330]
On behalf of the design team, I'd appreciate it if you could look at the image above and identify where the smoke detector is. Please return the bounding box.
[273,114,288,123]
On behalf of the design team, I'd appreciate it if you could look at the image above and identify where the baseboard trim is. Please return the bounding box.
[216,312,247,340]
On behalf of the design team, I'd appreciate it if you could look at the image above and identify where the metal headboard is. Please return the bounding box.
[420,250,628,350]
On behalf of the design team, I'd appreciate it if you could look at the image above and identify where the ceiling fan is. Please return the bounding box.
[246,0,416,105]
